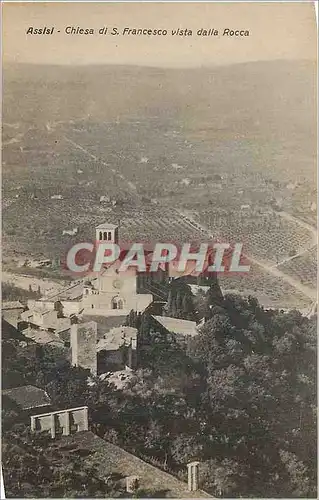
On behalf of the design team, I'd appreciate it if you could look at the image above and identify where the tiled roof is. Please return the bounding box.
[152,316,198,337]
[2,385,51,410]
[2,301,24,310]
[1,318,25,340]
[96,223,118,230]
[62,431,211,498]
[189,285,210,295]
[22,327,64,346]
[81,314,126,339]
[21,309,71,332]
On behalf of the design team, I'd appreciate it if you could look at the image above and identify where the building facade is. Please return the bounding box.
[82,223,153,315]
[30,406,88,438]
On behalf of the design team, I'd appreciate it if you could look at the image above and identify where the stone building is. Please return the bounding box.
[2,301,25,328]
[97,325,138,372]
[71,321,97,375]
[21,303,71,333]
[150,315,198,345]
[82,223,153,315]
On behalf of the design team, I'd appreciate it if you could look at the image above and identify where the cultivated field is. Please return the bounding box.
[278,245,317,289]
[194,209,315,266]
[2,61,317,309]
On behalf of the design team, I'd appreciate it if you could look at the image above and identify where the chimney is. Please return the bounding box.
[187,461,200,492]
[131,336,137,350]
[126,475,139,493]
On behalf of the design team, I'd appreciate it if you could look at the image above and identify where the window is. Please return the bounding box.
[69,413,79,434]
[99,231,103,240]
[70,423,79,433]
[55,415,64,435]
[111,297,124,310]
[35,418,42,431]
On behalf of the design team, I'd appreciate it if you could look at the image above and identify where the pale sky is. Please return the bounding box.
[2,2,317,67]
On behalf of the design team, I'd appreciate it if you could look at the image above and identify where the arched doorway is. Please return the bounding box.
[111,296,124,310]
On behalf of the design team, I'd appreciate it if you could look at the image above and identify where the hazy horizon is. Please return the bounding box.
[3,57,316,69]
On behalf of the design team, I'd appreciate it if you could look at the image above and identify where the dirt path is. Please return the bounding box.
[278,211,317,241]
[269,212,317,272]
[272,243,317,270]
[244,254,316,300]
[64,136,137,192]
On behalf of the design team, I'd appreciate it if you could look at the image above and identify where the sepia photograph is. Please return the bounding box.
[1,1,317,497]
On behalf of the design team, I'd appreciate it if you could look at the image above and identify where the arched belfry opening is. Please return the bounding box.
[95,223,119,244]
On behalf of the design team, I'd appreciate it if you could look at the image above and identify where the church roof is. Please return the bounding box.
[96,223,118,230]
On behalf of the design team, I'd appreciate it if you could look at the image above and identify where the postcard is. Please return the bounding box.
[1,2,317,498]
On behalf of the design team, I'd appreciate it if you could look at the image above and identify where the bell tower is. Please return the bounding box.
[95,223,119,244]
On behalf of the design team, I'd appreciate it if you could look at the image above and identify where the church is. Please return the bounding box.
[82,223,156,315]
[81,221,221,316]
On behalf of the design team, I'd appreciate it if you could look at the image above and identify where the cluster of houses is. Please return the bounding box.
[2,295,199,377]
[4,224,225,392]
[2,222,204,391]
[2,221,209,496]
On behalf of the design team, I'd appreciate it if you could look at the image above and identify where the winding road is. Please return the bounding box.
[177,210,317,302]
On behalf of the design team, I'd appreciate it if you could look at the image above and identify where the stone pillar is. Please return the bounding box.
[187,461,200,492]
[64,411,70,436]
[70,323,78,367]
[50,413,56,439]
[131,337,137,350]
[83,406,89,431]
[126,476,139,493]
[30,415,36,432]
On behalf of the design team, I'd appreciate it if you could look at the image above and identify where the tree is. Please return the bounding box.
[3,291,316,498]
[45,364,90,409]
[187,296,317,497]
[171,435,204,466]
[126,309,137,327]
[2,425,125,498]
[181,293,197,321]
